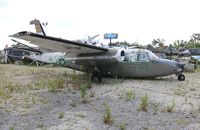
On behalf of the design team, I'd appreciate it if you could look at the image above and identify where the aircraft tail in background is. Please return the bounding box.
[30,19,46,36]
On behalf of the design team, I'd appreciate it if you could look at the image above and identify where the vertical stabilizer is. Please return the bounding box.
[30,19,46,36]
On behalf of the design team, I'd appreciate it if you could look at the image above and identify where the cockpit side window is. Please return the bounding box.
[124,52,137,62]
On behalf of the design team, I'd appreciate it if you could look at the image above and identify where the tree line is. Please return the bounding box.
[109,33,200,49]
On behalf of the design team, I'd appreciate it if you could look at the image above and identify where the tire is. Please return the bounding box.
[91,74,102,83]
[178,74,185,81]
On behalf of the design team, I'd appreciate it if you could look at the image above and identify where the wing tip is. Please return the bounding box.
[9,31,30,37]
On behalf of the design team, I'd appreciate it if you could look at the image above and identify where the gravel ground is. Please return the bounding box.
[0,65,200,130]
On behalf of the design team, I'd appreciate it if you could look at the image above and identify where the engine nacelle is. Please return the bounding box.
[108,48,125,62]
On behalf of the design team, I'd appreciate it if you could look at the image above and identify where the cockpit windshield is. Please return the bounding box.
[147,50,159,60]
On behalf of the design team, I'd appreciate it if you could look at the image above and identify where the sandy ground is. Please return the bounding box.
[0,64,200,130]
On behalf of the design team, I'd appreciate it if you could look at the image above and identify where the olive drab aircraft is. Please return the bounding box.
[10,20,186,83]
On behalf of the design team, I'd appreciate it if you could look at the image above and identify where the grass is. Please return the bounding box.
[58,112,64,119]
[166,98,176,112]
[37,123,44,128]
[47,77,65,92]
[125,90,135,101]
[76,112,86,118]
[196,65,200,72]
[9,126,15,130]
[138,94,148,112]
[198,104,200,112]
[174,88,187,96]
[119,122,126,130]
[151,102,159,115]
[0,64,90,112]
[0,64,95,128]
[47,79,58,92]
[89,89,95,97]
[80,84,88,103]
[176,118,188,126]
[0,88,5,97]
[70,100,77,107]
[103,103,113,124]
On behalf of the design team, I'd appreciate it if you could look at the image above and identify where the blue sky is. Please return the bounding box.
[1,0,200,49]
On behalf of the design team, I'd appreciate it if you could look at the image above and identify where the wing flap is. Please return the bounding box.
[10,31,108,57]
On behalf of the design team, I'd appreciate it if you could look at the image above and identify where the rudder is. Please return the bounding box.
[30,19,46,36]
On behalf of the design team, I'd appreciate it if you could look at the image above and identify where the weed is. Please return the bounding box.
[58,112,64,119]
[189,87,196,91]
[174,88,187,96]
[176,118,188,126]
[0,89,5,97]
[40,98,50,105]
[9,126,15,130]
[89,89,95,97]
[125,90,135,101]
[24,95,30,109]
[185,96,188,104]
[166,98,176,112]
[6,83,15,93]
[151,102,159,115]
[47,79,57,92]
[80,84,87,99]
[55,77,65,89]
[63,71,68,77]
[33,80,47,90]
[103,103,113,124]
[198,104,200,112]
[31,94,37,104]
[72,70,78,81]
[70,101,77,107]
[47,77,65,92]
[119,122,126,130]
[37,123,44,128]
[196,65,200,72]
[76,112,86,118]
[138,94,148,112]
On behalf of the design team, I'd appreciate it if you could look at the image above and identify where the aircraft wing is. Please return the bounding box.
[10,31,108,57]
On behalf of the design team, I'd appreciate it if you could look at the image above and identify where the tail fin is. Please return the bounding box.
[30,19,46,36]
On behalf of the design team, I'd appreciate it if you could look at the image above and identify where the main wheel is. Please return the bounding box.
[91,74,102,83]
[178,74,185,81]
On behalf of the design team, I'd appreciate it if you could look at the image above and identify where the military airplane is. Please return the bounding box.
[10,30,186,83]
[10,19,186,82]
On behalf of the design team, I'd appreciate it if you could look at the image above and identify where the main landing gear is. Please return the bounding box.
[177,74,185,81]
[91,67,102,83]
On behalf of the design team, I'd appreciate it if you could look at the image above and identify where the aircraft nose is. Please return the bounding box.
[157,59,185,73]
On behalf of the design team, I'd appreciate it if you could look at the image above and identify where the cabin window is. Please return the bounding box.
[124,53,137,62]
[124,50,157,63]
[136,52,149,62]
[121,51,125,56]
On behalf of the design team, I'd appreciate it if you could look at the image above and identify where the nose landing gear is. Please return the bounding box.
[178,74,185,81]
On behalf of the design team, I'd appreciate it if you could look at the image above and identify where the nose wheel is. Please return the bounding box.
[178,74,185,81]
